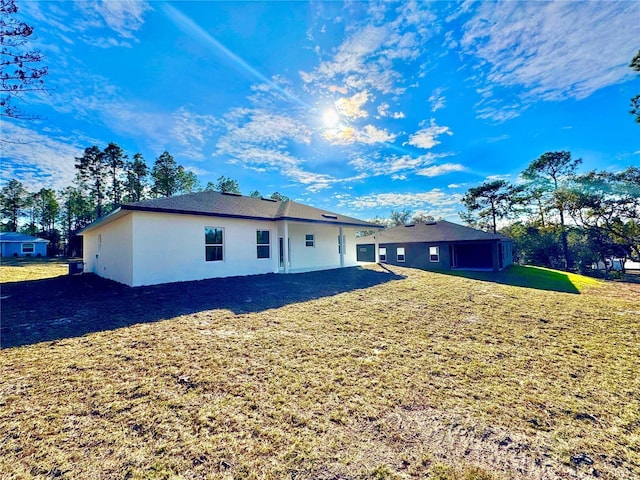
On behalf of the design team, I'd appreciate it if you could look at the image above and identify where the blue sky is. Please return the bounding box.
[1,0,638,222]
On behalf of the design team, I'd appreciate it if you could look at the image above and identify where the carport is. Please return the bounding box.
[451,242,494,269]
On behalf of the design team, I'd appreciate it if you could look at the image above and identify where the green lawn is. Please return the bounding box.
[1,263,638,479]
[445,264,602,293]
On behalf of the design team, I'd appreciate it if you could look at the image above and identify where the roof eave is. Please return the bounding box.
[98,205,383,229]
[277,216,384,229]
[78,207,126,235]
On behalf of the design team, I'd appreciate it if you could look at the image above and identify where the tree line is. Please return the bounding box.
[0,143,288,256]
[459,151,639,273]
[369,151,638,274]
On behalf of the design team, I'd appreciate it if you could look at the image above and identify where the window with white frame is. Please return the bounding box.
[429,246,440,262]
[338,234,345,254]
[397,247,405,262]
[205,227,224,261]
[257,230,270,259]
[305,234,315,247]
[22,243,34,254]
[379,247,387,262]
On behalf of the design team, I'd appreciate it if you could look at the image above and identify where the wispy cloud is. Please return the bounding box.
[0,123,83,190]
[460,1,640,119]
[220,108,311,146]
[338,189,462,210]
[301,2,435,96]
[216,108,334,192]
[82,1,152,40]
[429,88,446,112]
[416,163,465,177]
[172,108,218,161]
[323,124,396,146]
[349,152,453,177]
[24,0,152,48]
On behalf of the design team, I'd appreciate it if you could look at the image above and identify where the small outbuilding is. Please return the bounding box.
[0,232,49,258]
[357,220,513,272]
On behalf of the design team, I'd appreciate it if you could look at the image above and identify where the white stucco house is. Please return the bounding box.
[79,191,382,287]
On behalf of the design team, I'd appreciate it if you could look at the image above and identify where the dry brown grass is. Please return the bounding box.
[1,263,639,479]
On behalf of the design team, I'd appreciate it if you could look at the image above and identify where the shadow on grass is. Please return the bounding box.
[0,266,405,349]
[440,265,582,294]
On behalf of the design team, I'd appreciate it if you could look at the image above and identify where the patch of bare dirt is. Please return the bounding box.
[353,406,635,480]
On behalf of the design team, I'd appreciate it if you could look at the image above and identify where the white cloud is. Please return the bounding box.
[24,1,152,48]
[407,120,453,149]
[416,163,465,177]
[76,1,152,40]
[461,1,640,102]
[220,108,311,147]
[475,102,524,123]
[216,108,334,192]
[339,189,462,210]
[429,88,446,112]
[172,108,218,160]
[316,25,389,79]
[358,125,396,144]
[172,108,217,147]
[0,122,83,191]
[485,174,511,182]
[335,90,370,119]
[349,152,452,177]
[300,3,435,96]
[323,124,396,145]
[377,102,405,119]
[382,31,420,61]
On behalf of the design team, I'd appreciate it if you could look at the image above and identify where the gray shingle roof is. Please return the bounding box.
[118,191,380,228]
[363,220,510,243]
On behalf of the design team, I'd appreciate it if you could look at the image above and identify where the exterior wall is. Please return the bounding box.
[499,240,514,269]
[82,211,371,287]
[1,241,48,257]
[279,222,360,273]
[83,214,133,285]
[130,212,279,286]
[376,240,513,271]
[379,241,453,270]
[342,227,359,267]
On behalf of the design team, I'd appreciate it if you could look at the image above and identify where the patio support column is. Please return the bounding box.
[283,220,289,274]
[374,235,379,263]
[339,226,344,268]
